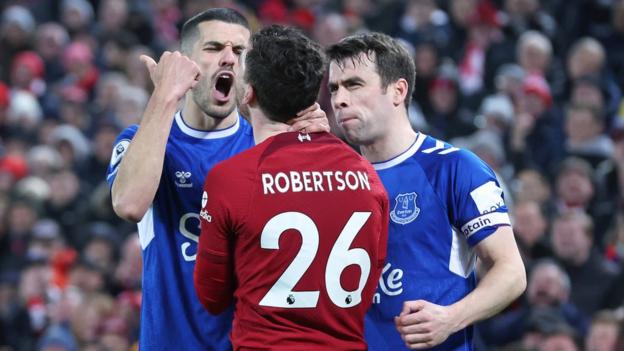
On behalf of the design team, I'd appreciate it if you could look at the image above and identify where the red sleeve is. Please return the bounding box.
[193,166,234,315]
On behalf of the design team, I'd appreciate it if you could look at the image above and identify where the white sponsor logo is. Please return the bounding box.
[373,262,404,304]
[179,212,199,261]
[201,191,208,209]
[461,212,511,238]
[175,171,193,188]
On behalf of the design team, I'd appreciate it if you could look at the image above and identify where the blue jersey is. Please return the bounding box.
[107,111,254,350]
[365,133,511,351]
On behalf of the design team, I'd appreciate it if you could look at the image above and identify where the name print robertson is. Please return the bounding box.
[261,170,371,194]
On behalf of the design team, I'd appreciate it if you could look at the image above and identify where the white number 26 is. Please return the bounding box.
[259,211,372,309]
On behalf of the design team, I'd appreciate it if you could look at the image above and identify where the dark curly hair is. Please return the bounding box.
[326,32,415,108]
[244,25,326,123]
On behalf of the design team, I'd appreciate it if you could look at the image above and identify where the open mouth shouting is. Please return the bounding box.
[213,71,234,103]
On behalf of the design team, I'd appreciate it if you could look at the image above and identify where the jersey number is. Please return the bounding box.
[259,211,372,309]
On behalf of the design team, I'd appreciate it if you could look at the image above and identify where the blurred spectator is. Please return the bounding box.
[565,37,621,127]
[554,157,613,240]
[456,0,503,99]
[514,30,565,99]
[395,0,451,50]
[6,90,43,139]
[60,0,94,38]
[551,210,619,316]
[509,73,564,178]
[425,61,476,139]
[35,22,70,84]
[502,0,557,40]
[27,218,65,262]
[539,328,580,351]
[0,270,33,350]
[512,200,552,265]
[60,41,99,99]
[10,51,46,96]
[43,168,84,239]
[123,45,154,92]
[479,258,588,347]
[597,0,624,96]
[564,103,613,168]
[584,310,622,351]
[1,6,36,81]
[494,63,525,103]
[37,323,78,351]
[595,128,624,225]
[312,12,349,47]
[569,75,608,119]
[95,0,130,40]
[112,234,141,292]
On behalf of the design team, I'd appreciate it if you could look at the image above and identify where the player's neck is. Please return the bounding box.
[250,110,290,144]
[182,98,238,131]
[361,115,417,163]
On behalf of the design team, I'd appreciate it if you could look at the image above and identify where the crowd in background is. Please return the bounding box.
[0,0,623,350]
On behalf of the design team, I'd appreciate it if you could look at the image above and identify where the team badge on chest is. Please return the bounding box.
[390,192,420,225]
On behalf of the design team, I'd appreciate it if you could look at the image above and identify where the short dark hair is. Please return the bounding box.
[245,25,326,123]
[180,8,250,53]
[326,32,416,108]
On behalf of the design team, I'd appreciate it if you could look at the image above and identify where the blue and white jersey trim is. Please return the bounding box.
[372,133,426,171]
[176,110,241,139]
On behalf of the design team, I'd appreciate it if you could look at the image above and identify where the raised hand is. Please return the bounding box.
[140,51,202,102]
[394,300,460,349]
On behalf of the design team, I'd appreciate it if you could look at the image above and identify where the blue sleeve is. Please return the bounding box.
[449,149,511,247]
[106,125,139,188]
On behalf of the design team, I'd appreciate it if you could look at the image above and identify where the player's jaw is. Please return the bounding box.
[335,111,368,144]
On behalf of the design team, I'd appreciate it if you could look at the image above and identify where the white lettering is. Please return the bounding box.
[378,262,403,296]
[262,173,275,194]
[260,171,373,195]
[345,171,358,190]
[179,212,200,261]
[323,171,334,191]
[312,172,324,191]
[373,292,380,304]
[335,171,346,191]
[302,171,312,191]
[290,171,303,192]
[357,172,371,190]
[275,172,289,193]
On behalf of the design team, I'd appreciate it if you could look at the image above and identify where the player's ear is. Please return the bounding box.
[242,84,255,106]
[392,78,409,107]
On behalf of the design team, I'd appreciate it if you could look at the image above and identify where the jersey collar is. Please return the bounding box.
[372,133,426,170]
[175,110,241,139]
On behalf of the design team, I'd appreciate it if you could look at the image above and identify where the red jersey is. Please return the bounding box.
[194,131,388,351]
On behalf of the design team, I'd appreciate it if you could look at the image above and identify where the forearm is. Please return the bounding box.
[450,257,526,331]
[111,89,179,222]
[449,227,526,332]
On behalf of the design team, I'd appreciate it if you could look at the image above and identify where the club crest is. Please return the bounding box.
[390,192,420,225]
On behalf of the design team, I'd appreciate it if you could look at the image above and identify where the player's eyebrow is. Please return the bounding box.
[342,77,365,86]
[328,76,365,90]
[203,41,247,51]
